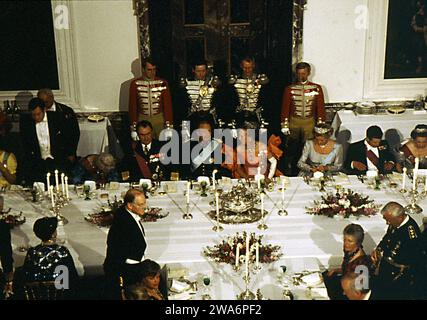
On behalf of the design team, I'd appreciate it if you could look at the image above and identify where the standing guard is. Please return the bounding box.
[229,57,269,126]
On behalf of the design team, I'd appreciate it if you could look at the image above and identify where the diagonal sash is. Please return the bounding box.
[366,149,379,169]
[133,143,152,178]
[191,140,220,172]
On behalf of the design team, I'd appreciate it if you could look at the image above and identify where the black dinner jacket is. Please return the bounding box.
[344,139,395,175]
[125,139,166,181]
[19,111,68,163]
[52,102,80,157]
[103,206,147,276]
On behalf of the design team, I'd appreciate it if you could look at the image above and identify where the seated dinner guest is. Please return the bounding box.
[297,123,343,176]
[234,121,278,180]
[344,125,396,175]
[124,259,165,300]
[341,272,378,300]
[22,217,78,289]
[189,118,232,179]
[322,224,372,300]
[398,124,427,170]
[0,112,17,188]
[71,153,119,185]
[125,120,168,181]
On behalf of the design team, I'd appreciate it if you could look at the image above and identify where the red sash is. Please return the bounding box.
[366,149,379,168]
[132,142,152,178]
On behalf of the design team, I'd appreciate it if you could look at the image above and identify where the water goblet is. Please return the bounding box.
[201,274,211,300]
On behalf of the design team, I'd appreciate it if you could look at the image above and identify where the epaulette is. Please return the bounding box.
[408,225,418,240]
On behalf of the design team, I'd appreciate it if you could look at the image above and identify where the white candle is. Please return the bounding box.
[50,186,55,208]
[245,233,250,279]
[54,170,59,192]
[261,193,264,216]
[65,176,69,199]
[61,173,65,194]
[413,170,418,191]
[281,179,285,202]
[415,157,420,171]
[235,243,241,267]
[425,173,427,193]
[402,167,407,190]
[212,169,218,190]
[186,181,190,204]
[255,241,259,268]
[215,191,220,218]
[46,172,51,193]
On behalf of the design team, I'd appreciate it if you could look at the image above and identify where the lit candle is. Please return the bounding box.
[245,233,250,279]
[46,172,51,194]
[215,191,220,218]
[415,157,420,171]
[54,170,59,192]
[212,169,218,190]
[255,241,259,268]
[235,243,241,267]
[50,186,55,208]
[402,167,407,190]
[61,173,65,194]
[65,176,69,199]
[186,181,190,204]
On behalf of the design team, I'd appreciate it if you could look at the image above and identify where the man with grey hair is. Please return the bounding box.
[37,88,80,163]
[371,201,422,299]
[70,153,119,185]
[341,272,378,300]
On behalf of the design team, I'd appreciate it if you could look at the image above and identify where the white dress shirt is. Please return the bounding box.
[351,140,379,171]
[142,142,151,153]
[35,112,53,160]
[125,208,146,264]
[50,102,56,112]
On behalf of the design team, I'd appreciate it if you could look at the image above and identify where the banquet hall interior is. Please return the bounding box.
[0,0,426,300]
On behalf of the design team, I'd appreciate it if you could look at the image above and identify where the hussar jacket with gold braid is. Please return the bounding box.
[280,81,325,122]
[128,76,173,124]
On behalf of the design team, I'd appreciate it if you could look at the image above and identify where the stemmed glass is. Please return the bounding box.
[83,185,91,200]
[201,274,211,300]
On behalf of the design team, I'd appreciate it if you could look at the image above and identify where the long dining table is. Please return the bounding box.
[6,176,426,299]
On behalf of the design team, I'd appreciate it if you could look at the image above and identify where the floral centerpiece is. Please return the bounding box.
[0,209,26,227]
[203,232,282,266]
[306,189,379,218]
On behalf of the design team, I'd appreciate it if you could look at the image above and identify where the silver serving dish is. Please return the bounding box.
[220,182,259,214]
[355,102,376,115]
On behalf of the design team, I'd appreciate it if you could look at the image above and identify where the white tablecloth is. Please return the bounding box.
[8,177,426,300]
[77,118,123,160]
[331,110,427,149]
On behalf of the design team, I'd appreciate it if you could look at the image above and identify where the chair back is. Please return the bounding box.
[23,281,65,300]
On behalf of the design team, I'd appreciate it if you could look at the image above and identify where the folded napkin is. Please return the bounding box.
[139,179,152,188]
[310,287,329,300]
[170,279,191,293]
[197,176,210,186]
[84,180,96,191]
[169,292,193,300]
[300,272,323,287]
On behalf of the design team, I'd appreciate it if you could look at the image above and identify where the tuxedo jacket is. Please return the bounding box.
[125,139,167,181]
[0,221,13,274]
[344,139,395,175]
[103,206,147,276]
[19,112,69,163]
[52,102,80,157]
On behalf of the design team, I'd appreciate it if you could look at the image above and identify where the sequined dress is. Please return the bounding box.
[23,244,78,283]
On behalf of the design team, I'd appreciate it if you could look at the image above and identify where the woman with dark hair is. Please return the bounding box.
[398,124,427,170]
[21,217,78,288]
[124,259,164,300]
[297,123,343,176]
[322,224,372,300]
